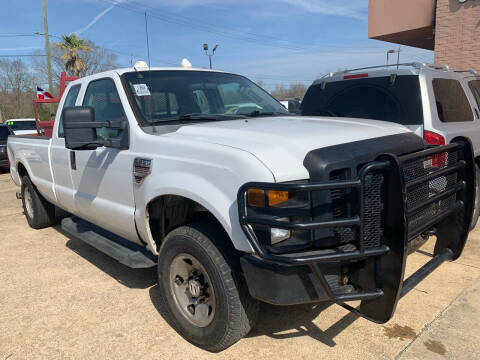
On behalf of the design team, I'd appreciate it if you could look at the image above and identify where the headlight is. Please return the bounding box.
[270,217,291,244]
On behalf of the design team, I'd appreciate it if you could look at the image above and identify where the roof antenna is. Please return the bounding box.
[143,11,154,128]
[144,11,151,71]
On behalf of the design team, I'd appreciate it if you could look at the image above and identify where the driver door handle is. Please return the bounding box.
[70,151,76,170]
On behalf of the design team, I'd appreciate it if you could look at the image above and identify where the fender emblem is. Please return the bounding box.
[133,158,152,185]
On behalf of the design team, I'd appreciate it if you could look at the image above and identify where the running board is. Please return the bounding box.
[61,217,156,269]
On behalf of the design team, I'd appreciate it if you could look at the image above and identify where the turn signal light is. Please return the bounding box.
[247,189,290,207]
[268,190,289,206]
[247,189,265,208]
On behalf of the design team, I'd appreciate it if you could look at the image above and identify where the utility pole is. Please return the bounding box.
[42,0,53,93]
[203,43,218,69]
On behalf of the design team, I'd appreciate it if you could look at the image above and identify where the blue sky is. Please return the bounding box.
[0,0,433,89]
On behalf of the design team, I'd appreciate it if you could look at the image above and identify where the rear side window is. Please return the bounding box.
[59,84,81,137]
[432,78,473,123]
[468,80,480,109]
[301,75,424,125]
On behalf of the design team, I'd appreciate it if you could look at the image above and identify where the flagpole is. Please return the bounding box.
[42,0,53,94]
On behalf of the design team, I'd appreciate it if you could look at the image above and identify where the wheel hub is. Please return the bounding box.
[169,253,216,327]
[188,278,202,298]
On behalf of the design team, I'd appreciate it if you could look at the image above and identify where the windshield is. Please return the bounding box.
[0,127,11,140]
[301,75,424,125]
[6,120,37,131]
[122,70,289,125]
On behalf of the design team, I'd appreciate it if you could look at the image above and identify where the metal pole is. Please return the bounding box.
[42,0,53,93]
[209,55,212,69]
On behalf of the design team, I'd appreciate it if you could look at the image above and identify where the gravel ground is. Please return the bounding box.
[1,170,479,360]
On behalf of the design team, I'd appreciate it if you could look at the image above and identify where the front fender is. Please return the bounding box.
[134,171,261,255]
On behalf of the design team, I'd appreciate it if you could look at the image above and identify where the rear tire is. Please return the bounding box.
[470,165,480,230]
[21,176,55,229]
[157,222,258,352]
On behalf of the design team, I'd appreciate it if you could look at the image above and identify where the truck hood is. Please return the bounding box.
[168,116,412,182]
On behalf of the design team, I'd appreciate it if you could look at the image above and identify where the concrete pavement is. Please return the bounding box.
[0,170,479,359]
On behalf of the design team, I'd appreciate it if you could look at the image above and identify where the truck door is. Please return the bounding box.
[69,77,139,243]
[50,83,81,213]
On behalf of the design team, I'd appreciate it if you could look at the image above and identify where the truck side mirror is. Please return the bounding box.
[63,106,129,150]
[63,107,98,150]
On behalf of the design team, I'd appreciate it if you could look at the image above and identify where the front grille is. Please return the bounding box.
[401,149,462,238]
[329,170,356,246]
[362,172,384,248]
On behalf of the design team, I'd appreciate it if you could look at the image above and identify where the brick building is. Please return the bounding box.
[368,0,480,72]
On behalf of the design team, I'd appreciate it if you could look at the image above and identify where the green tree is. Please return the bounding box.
[55,33,92,77]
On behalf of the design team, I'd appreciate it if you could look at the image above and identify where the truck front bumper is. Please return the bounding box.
[238,141,475,323]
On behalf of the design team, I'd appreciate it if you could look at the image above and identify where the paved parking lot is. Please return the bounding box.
[1,170,479,359]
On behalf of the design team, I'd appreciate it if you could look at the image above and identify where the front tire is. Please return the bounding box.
[21,176,55,229]
[157,223,258,352]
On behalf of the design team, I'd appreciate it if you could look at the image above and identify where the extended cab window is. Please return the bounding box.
[468,80,480,109]
[82,78,125,139]
[59,84,81,137]
[432,78,473,123]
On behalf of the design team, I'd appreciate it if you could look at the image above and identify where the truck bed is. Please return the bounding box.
[7,135,55,203]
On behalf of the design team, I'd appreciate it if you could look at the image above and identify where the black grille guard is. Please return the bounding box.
[237,140,475,323]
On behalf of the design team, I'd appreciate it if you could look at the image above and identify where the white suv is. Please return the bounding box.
[302,62,480,226]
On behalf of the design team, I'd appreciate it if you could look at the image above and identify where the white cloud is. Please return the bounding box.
[75,0,126,35]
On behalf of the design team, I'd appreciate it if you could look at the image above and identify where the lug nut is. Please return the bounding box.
[174,276,184,285]
[187,305,195,315]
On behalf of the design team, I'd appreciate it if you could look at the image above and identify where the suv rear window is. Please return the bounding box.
[432,78,473,123]
[301,75,424,125]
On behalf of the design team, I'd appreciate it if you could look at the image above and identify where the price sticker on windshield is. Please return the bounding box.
[133,84,151,97]
[7,121,14,126]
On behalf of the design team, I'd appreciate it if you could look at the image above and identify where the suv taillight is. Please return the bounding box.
[424,130,446,167]
[423,130,445,146]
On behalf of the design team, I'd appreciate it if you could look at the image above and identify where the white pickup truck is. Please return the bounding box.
[7,66,476,352]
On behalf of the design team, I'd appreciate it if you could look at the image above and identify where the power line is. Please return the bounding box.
[0,54,46,57]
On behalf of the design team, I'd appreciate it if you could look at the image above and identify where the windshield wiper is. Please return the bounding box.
[244,110,291,117]
[149,113,249,124]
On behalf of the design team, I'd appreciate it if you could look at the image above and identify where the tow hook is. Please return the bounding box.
[16,191,22,200]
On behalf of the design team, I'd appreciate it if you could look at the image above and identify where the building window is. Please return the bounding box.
[432,78,473,123]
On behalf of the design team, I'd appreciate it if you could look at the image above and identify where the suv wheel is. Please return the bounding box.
[157,222,258,352]
[21,176,55,229]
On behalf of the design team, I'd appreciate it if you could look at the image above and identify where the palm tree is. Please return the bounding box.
[55,33,92,77]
